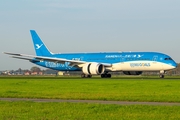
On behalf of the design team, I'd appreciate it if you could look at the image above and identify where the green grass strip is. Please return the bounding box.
[0,76,180,102]
[0,101,180,120]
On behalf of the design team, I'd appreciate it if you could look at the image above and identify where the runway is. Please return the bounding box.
[0,98,180,106]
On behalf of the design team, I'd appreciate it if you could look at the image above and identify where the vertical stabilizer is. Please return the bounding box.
[30,30,52,56]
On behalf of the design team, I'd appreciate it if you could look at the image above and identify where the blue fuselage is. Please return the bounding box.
[32,52,177,72]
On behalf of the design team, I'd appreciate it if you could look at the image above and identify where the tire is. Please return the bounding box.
[159,74,164,78]
[107,74,111,78]
[81,74,85,78]
[101,74,105,78]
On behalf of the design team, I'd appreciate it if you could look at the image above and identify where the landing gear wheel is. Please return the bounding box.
[101,74,111,78]
[107,74,111,78]
[101,74,105,78]
[159,74,164,78]
[87,75,92,78]
[81,74,92,78]
[81,74,85,78]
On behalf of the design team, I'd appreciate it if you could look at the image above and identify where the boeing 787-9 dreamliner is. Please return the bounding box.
[4,30,177,78]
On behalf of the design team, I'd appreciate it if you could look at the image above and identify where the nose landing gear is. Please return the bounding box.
[159,70,165,78]
[159,74,164,78]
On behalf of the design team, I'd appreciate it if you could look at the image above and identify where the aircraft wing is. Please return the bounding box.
[4,52,112,67]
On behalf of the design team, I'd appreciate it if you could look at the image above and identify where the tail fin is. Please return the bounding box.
[30,30,52,56]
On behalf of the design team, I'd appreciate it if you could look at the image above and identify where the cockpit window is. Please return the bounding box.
[165,57,173,60]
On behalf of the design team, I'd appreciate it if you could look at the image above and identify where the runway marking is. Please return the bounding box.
[1,98,180,106]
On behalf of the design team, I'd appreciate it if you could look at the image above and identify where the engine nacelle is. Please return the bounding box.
[123,71,143,75]
[82,63,105,75]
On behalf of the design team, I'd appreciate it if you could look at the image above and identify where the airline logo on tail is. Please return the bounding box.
[35,44,43,49]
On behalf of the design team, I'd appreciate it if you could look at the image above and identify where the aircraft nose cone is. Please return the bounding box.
[171,62,177,68]
[164,61,177,70]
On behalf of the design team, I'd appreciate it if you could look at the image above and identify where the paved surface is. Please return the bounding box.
[1,98,180,106]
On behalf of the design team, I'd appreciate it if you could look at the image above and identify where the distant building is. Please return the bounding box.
[24,71,31,75]
[31,71,43,75]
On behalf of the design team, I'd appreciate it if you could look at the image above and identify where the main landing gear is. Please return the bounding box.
[101,72,112,78]
[81,73,112,78]
[81,74,92,78]
[101,73,111,78]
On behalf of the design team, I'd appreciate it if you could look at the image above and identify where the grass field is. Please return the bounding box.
[1,101,180,120]
[0,76,180,119]
[0,76,180,102]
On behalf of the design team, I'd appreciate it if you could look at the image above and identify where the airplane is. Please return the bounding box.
[4,30,177,78]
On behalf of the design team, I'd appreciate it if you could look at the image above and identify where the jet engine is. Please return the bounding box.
[82,63,105,75]
[123,71,143,75]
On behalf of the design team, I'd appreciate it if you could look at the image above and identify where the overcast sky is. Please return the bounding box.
[0,0,180,70]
